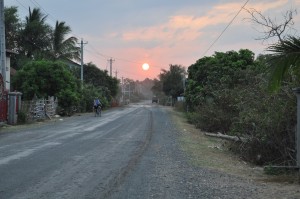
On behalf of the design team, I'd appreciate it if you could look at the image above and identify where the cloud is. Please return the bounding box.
[117,2,245,46]
[76,0,300,80]
[246,0,290,12]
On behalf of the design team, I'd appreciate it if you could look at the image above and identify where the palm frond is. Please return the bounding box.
[267,36,300,91]
[51,21,80,60]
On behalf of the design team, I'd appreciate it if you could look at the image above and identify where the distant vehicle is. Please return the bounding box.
[152,96,158,103]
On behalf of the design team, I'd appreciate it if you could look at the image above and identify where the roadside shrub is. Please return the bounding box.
[185,112,199,125]
[263,165,298,175]
[17,111,27,124]
[57,89,80,112]
[230,86,297,166]
[189,89,239,133]
[174,101,186,112]
[184,49,299,167]
[78,83,110,112]
[158,96,171,106]
[13,61,79,100]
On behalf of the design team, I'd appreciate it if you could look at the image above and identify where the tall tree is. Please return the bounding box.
[159,64,186,99]
[19,7,51,59]
[186,49,256,110]
[50,21,80,61]
[83,62,119,97]
[151,78,162,96]
[4,6,21,51]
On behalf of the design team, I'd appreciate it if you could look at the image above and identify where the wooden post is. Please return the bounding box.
[292,88,300,170]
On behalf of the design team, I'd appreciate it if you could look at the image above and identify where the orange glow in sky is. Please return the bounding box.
[5,0,300,81]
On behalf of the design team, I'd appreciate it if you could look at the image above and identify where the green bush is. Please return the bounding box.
[230,85,296,165]
[174,101,186,112]
[184,50,299,166]
[188,89,238,133]
[79,83,110,112]
[17,111,27,124]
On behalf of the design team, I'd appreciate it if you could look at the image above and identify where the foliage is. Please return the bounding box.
[229,72,297,165]
[79,83,109,112]
[174,101,186,112]
[82,62,119,98]
[159,64,186,100]
[185,49,298,166]
[267,36,300,91]
[4,6,80,69]
[19,7,52,59]
[12,60,80,109]
[17,111,27,124]
[49,21,80,61]
[4,6,21,51]
[186,49,256,111]
[5,6,121,116]
[232,90,296,165]
[151,78,166,102]
[194,89,239,133]
[263,165,297,176]
[151,78,162,96]
[121,78,142,103]
[137,78,155,100]
[151,65,185,105]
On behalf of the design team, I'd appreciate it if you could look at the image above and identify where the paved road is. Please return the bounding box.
[2,102,297,199]
[0,102,157,198]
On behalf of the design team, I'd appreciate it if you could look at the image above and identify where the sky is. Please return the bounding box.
[4,0,300,81]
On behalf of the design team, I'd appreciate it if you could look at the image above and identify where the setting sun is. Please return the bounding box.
[142,63,149,71]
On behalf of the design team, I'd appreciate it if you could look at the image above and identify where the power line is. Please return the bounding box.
[9,1,168,80]
[12,0,164,72]
[87,44,110,59]
[85,44,164,73]
[86,43,163,69]
[15,0,27,10]
[30,0,57,23]
[202,0,250,57]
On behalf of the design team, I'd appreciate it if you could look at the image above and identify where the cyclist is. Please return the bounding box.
[93,97,102,116]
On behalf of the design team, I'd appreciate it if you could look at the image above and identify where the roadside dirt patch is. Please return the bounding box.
[167,107,300,196]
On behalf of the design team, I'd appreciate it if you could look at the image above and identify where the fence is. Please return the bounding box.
[21,96,58,121]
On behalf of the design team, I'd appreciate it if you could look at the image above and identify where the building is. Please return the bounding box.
[5,49,17,91]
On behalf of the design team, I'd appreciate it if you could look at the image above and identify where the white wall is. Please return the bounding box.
[5,55,10,91]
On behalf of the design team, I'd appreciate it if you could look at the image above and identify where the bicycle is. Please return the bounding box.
[94,105,101,117]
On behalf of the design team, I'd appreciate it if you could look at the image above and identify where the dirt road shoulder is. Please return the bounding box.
[166,107,300,196]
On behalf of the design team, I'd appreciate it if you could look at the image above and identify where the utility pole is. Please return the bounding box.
[0,0,6,87]
[79,38,87,85]
[292,88,300,172]
[128,82,131,102]
[121,76,124,104]
[114,69,118,79]
[108,58,114,77]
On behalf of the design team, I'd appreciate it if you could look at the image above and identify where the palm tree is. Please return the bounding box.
[267,36,300,90]
[51,21,80,61]
[19,7,51,59]
[4,6,21,51]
